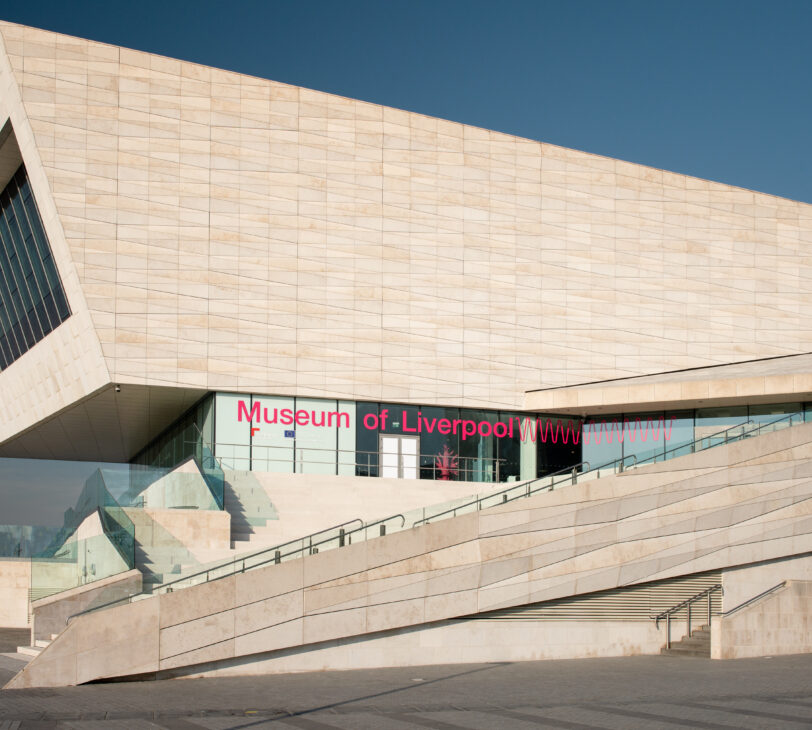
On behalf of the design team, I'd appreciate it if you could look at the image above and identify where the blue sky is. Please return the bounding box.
[1,0,811,202]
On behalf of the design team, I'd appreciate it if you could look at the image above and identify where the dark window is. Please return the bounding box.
[0,165,70,370]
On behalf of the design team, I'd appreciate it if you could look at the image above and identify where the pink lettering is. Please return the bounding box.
[237,400,260,423]
[328,411,350,429]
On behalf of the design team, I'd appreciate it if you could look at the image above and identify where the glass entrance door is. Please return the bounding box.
[380,435,418,479]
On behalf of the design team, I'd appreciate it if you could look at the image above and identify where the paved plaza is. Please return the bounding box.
[1,654,812,729]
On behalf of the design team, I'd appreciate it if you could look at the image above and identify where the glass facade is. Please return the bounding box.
[582,403,806,468]
[357,404,523,483]
[132,395,214,468]
[133,394,812,485]
[0,164,70,369]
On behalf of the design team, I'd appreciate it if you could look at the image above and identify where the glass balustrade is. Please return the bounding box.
[57,409,812,622]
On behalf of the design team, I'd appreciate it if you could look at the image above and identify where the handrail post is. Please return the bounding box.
[708,591,712,626]
[666,613,671,649]
[687,601,691,638]
[572,467,577,485]
[339,528,345,547]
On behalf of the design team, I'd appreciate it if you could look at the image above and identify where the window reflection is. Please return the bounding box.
[0,165,71,370]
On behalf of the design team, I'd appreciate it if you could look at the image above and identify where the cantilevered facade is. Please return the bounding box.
[2,22,812,687]
[0,21,810,464]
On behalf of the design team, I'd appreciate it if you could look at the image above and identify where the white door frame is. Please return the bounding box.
[379,434,419,479]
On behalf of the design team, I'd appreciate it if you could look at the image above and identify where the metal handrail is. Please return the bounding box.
[65,411,806,625]
[639,412,804,467]
[65,514,409,625]
[429,414,788,524]
[215,513,409,580]
[637,420,753,467]
[208,440,507,482]
[412,461,592,527]
[720,581,787,617]
[655,584,722,649]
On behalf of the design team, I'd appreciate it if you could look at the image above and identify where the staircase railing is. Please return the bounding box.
[411,411,802,528]
[67,411,806,624]
[720,580,787,617]
[655,584,722,649]
[67,513,407,623]
[412,461,591,527]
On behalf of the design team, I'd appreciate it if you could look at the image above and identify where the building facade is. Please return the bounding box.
[2,22,812,687]
[0,20,810,471]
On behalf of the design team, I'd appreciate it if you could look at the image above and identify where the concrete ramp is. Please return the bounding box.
[8,423,812,688]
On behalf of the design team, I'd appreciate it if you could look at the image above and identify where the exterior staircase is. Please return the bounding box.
[125,510,200,593]
[661,624,711,657]
[16,633,57,659]
[223,471,278,549]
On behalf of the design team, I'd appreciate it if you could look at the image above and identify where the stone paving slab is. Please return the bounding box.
[1,655,812,728]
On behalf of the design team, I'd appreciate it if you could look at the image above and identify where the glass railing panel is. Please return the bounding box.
[30,531,132,602]
[68,408,812,620]
[0,524,61,558]
[198,445,225,508]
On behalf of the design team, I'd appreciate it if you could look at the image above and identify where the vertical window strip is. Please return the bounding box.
[0,215,27,360]
[0,164,71,370]
[9,173,57,333]
[5,182,48,340]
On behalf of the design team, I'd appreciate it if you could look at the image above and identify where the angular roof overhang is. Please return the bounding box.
[0,383,206,462]
[524,353,812,416]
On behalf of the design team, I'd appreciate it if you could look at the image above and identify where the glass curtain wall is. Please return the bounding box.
[132,395,812,483]
[0,164,71,369]
[355,404,525,483]
[582,403,807,468]
[131,394,215,468]
[212,393,355,475]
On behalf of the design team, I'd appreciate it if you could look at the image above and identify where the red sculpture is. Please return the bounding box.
[434,445,459,480]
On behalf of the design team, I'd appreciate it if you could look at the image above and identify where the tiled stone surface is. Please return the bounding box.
[1,20,811,429]
[9,421,812,687]
[0,558,32,628]
[712,580,812,659]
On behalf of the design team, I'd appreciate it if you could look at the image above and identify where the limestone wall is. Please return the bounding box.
[712,581,812,659]
[0,558,30,628]
[10,423,812,688]
[31,569,142,642]
[721,554,812,612]
[171,619,662,679]
[2,20,812,422]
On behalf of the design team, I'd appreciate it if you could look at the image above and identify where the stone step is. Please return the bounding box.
[665,638,710,648]
[661,646,710,657]
[16,645,42,657]
[661,624,711,657]
[34,639,51,649]
[675,629,710,641]
[679,629,710,639]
